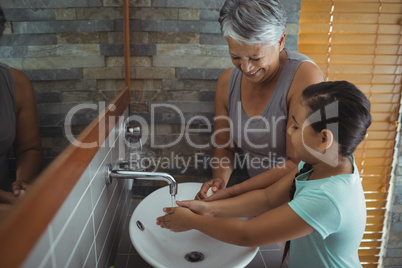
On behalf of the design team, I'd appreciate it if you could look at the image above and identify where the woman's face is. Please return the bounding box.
[227,37,283,84]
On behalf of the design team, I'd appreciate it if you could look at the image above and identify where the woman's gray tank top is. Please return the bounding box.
[228,49,316,178]
[0,63,17,186]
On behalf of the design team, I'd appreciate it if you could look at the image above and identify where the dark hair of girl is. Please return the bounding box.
[281,81,372,265]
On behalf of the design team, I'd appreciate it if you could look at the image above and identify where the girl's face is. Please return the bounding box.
[227,36,284,84]
[287,100,322,163]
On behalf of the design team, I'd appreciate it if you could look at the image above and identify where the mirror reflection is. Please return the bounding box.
[0,7,42,211]
[0,3,126,214]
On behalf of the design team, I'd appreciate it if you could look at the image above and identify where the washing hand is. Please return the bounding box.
[156,200,215,232]
[175,200,215,216]
[156,207,195,232]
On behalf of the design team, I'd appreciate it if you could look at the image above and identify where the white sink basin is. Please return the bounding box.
[129,182,259,268]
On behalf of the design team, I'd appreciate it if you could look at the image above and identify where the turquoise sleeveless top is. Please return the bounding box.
[228,49,316,177]
[288,156,365,267]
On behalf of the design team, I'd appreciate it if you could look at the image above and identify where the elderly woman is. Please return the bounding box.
[0,7,42,212]
[196,0,324,200]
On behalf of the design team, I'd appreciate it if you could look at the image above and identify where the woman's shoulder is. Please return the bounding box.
[216,68,234,92]
[10,67,35,112]
[10,67,31,86]
[218,67,234,82]
[286,56,324,104]
[215,67,235,110]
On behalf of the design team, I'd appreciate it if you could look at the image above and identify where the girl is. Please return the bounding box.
[157,81,371,267]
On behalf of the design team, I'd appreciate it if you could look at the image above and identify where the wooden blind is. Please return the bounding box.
[299,0,402,267]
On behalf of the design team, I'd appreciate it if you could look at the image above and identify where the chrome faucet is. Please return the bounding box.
[106,164,178,196]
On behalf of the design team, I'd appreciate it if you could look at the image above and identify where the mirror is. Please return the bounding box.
[0,1,132,263]
[0,3,128,192]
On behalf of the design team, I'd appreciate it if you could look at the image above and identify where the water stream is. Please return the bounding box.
[171,195,177,207]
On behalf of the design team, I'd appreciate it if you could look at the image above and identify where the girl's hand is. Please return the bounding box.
[204,186,237,201]
[156,207,196,232]
[175,200,215,217]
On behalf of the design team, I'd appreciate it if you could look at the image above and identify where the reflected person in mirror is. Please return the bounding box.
[195,0,324,201]
[0,7,42,214]
[158,81,371,268]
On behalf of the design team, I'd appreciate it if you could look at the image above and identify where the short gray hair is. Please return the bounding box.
[219,0,287,47]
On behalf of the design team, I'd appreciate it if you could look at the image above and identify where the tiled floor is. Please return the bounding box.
[114,198,288,268]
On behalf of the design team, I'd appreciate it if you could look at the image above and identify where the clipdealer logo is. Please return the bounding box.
[63,102,289,171]
[64,102,287,151]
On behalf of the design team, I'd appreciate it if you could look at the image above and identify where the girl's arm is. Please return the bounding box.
[160,165,298,222]
[157,203,314,247]
[214,165,298,217]
[157,167,308,246]
[207,159,296,201]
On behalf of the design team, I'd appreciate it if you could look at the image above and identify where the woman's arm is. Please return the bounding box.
[196,68,236,199]
[11,68,42,194]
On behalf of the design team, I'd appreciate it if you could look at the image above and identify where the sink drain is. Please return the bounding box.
[185,251,205,263]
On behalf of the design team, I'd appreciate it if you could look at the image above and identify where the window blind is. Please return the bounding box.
[298,0,402,267]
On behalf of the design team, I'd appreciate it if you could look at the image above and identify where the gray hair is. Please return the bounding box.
[219,0,287,47]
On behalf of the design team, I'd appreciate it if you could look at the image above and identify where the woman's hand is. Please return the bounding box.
[12,180,29,198]
[195,178,226,200]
